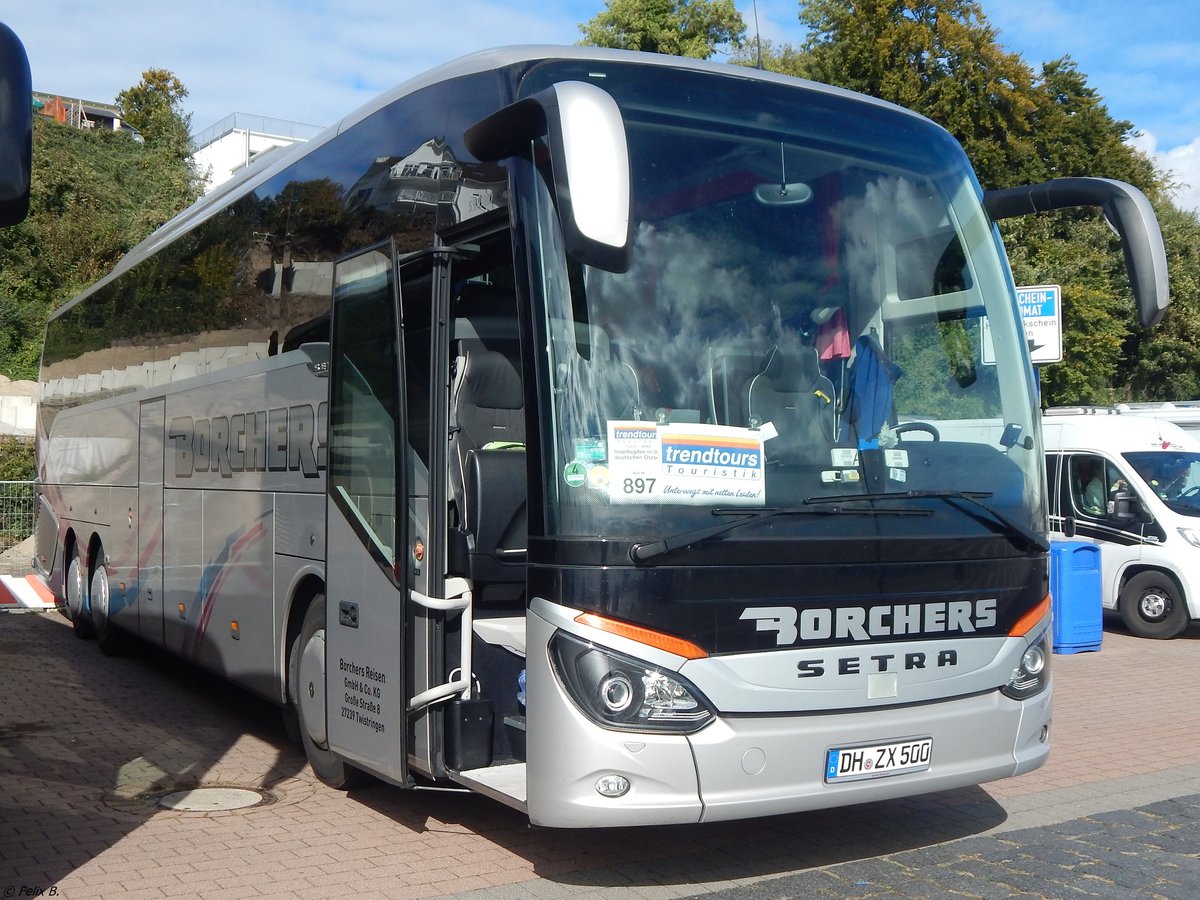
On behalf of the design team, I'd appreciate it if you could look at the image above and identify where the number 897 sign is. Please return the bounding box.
[606,421,766,507]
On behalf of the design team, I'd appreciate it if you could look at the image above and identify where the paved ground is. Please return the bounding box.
[3,609,1200,899]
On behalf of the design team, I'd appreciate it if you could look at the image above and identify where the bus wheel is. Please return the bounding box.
[1119,571,1188,639]
[66,544,94,640]
[289,597,371,790]
[90,561,129,656]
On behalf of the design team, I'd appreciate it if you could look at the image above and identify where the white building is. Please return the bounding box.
[191,113,324,194]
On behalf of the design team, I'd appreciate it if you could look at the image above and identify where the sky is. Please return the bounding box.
[5,1,1199,213]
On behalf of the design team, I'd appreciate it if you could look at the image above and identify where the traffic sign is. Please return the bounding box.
[1016,284,1063,364]
[981,284,1063,365]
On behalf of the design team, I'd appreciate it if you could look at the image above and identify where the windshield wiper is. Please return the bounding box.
[629,503,929,563]
[803,490,1050,553]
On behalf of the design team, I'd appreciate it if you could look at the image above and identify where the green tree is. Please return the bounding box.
[1024,58,1157,191]
[1119,203,1200,400]
[580,0,746,58]
[0,435,34,481]
[797,0,1036,189]
[787,0,1197,404]
[116,68,194,161]
[1003,214,1132,404]
[1000,58,1183,404]
[728,37,808,77]
[0,112,199,380]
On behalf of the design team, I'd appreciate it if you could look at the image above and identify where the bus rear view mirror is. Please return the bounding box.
[300,342,330,377]
[466,80,631,273]
[0,22,33,227]
[983,177,1169,329]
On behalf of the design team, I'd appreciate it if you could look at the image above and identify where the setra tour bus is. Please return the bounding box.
[35,47,1170,827]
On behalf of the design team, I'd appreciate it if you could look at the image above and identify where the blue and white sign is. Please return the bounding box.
[1016,284,1062,364]
[981,283,1063,365]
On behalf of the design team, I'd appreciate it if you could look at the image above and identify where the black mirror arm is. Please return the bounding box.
[984,177,1169,329]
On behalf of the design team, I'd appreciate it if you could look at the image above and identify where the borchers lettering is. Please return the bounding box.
[169,402,328,478]
[740,599,998,646]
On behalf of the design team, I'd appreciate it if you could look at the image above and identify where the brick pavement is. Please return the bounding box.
[3,610,1200,899]
[699,795,1200,899]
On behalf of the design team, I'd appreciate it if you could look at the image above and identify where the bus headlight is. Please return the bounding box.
[549,631,715,733]
[1001,629,1052,700]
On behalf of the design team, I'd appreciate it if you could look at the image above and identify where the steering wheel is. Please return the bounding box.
[1181,485,1200,498]
[893,422,940,442]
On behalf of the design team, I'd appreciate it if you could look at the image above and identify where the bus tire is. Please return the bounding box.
[90,560,130,656]
[1119,571,1188,639]
[66,543,94,640]
[289,596,371,790]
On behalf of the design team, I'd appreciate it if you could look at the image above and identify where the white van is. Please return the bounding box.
[1042,407,1200,638]
[1115,401,1200,438]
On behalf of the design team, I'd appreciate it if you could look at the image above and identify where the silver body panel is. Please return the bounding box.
[525,598,1050,828]
[38,350,326,701]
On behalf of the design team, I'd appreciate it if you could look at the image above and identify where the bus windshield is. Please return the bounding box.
[520,61,1042,544]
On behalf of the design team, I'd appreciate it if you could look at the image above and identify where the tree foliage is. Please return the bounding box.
[1024,58,1156,190]
[728,37,808,77]
[0,95,199,380]
[1120,204,1200,400]
[116,68,194,161]
[0,435,34,481]
[579,0,746,57]
[797,0,1037,189]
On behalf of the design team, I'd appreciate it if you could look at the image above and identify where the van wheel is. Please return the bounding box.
[66,544,94,639]
[288,597,371,790]
[1119,571,1188,639]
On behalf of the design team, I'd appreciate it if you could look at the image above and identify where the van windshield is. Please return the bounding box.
[1124,452,1200,516]
[520,61,1043,546]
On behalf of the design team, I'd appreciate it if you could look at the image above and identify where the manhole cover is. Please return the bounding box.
[156,787,272,811]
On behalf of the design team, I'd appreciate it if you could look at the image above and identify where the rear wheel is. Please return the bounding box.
[65,544,94,639]
[1119,571,1188,639]
[289,596,371,789]
[90,560,130,656]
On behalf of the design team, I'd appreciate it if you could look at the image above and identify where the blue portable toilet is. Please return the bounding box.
[1049,541,1102,653]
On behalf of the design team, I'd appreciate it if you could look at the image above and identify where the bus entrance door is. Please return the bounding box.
[321,243,409,784]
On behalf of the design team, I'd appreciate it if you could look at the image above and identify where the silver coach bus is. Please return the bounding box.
[37,47,1168,827]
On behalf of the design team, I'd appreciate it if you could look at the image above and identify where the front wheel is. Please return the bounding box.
[1119,571,1189,639]
[288,596,371,790]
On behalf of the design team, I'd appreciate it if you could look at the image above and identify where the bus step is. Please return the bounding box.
[452,761,527,811]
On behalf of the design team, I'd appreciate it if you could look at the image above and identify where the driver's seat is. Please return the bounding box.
[745,346,835,464]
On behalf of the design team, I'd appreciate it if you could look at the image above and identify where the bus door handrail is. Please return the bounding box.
[407,576,472,711]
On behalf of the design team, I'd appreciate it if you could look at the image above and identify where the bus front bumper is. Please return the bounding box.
[690,683,1050,823]
[526,680,1050,828]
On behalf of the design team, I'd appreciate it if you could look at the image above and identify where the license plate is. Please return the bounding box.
[825,737,932,783]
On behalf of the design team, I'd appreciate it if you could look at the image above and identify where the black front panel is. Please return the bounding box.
[529,536,1044,655]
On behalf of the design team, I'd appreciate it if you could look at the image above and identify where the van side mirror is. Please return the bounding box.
[0,23,33,227]
[983,178,1169,328]
[1109,487,1152,525]
[465,81,631,273]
